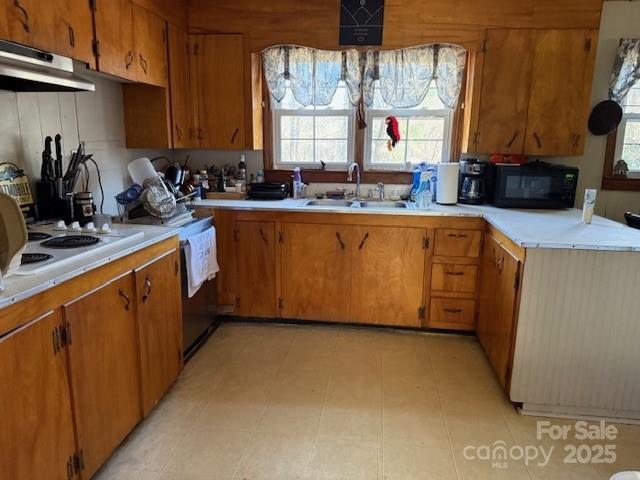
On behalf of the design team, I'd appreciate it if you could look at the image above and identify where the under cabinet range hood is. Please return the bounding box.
[0,40,95,92]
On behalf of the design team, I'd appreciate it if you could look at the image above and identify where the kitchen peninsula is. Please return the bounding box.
[194,198,640,423]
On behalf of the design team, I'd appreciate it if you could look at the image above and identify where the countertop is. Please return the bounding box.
[0,224,178,310]
[192,198,640,252]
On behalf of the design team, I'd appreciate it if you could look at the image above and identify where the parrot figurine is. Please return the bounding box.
[385,116,401,151]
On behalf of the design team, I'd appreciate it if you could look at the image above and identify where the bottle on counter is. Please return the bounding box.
[415,171,433,210]
[292,167,303,199]
[217,170,226,192]
[582,189,597,224]
[238,154,247,181]
[199,170,209,199]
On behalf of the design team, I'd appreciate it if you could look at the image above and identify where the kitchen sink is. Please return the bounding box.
[304,200,354,207]
[360,201,409,209]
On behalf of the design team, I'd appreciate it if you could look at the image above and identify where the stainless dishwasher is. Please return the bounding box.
[179,216,218,358]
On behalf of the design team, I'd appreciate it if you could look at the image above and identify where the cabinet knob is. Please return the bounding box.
[507,130,519,148]
[358,232,369,250]
[533,132,543,149]
[230,128,240,144]
[118,289,131,311]
[142,276,152,303]
[125,50,133,70]
[139,55,149,75]
[335,232,345,250]
[68,26,75,47]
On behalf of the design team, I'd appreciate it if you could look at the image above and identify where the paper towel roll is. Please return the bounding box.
[436,163,459,205]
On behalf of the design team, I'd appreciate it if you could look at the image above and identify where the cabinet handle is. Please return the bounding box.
[473,131,480,145]
[118,289,131,311]
[175,125,182,141]
[175,260,179,276]
[52,327,60,354]
[533,132,542,149]
[448,233,468,239]
[230,128,239,144]
[444,308,462,314]
[13,1,30,33]
[125,50,133,70]
[358,232,369,250]
[139,54,148,75]
[258,229,268,244]
[507,130,519,148]
[233,229,239,242]
[65,321,72,345]
[445,271,464,276]
[572,133,581,148]
[496,257,505,273]
[142,276,152,303]
[335,232,345,250]
[68,26,75,47]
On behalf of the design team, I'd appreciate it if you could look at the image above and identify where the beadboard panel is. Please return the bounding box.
[510,248,640,416]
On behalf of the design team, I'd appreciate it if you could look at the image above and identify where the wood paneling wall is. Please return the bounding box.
[188,0,604,52]
[134,0,187,27]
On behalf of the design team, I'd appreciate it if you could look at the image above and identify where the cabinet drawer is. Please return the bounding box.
[434,229,482,257]
[431,264,478,293]
[428,298,476,331]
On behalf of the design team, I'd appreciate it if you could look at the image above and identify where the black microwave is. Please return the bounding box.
[491,162,579,209]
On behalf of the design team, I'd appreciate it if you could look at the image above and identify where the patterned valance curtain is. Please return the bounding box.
[362,44,467,109]
[610,39,640,103]
[262,43,467,109]
[261,45,361,106]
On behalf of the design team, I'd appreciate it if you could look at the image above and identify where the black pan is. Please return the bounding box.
[588,100,623,136]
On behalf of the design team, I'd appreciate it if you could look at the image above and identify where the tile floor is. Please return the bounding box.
[95,322,640,480]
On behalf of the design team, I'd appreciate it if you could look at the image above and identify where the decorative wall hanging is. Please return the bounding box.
[339,0,385,46]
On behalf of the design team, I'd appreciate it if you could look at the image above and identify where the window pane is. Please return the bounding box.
[407,117,444,140]
[315,116,349,139]
[281,116,313,139]
[407,141,443,164]
[371,140,405,164]
[315,140,348,163]
[281,140,314,163]
[623,120,640,143]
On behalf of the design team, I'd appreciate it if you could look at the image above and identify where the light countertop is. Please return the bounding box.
[193,198,640,252]
[0,224,178,310]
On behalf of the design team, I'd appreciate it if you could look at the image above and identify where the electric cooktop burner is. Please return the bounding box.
[27,232,52,242]
[41,235,100,249]
[21,253,54,265]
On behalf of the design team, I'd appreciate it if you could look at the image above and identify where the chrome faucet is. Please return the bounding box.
[347,162,361,199]
[377,182,385,201]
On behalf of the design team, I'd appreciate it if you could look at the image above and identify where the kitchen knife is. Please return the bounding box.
[54,134,63,179]
[43,136,54,182]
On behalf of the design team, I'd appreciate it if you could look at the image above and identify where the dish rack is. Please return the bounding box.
[117,189,199,220]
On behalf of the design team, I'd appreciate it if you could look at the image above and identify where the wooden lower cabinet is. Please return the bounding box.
[350,226,428,327]
[135,251,183,416]
[235,220,277,317]
[64,274,142,479]
[477,234,522,389]
[280,223,352,322]
[0,309,76,480]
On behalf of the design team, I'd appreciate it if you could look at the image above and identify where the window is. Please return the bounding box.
[614,83,640,176]
[364,83,453,171]
[272,81,355,169]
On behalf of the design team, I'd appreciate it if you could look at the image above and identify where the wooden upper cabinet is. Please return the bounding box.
[524,29,597,156]
[191,34,246,149]
[94,0,137,81]
[350,226,428,327]
[280,223,353,322]
[64,274,142,479]
[4,0,93,65]
[0,309,76,480]
[135,251,183,416]
[475,29,534,155]
[132,3,167,87]
[168,23,195,147]
[235,220,277,318]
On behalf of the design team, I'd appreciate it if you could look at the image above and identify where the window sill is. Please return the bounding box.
[601,176,640,191]
[264,169,413,184]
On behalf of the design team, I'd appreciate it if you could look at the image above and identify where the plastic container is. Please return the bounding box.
[582,188,597,224]
[415,171,433,210]
[127,157,157,185]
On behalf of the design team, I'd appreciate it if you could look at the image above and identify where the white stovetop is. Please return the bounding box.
[0,224,178,310]
[192,198,640,252]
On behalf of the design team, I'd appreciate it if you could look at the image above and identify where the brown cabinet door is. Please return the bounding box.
[477,235,498,352]
[0,309,76,480]
[4,0,93,64]
[64,274,142,479]
[235,220,277,318]
[191,34,245,149]
[492,244,520,388]
[133,3,167,87]
[94,0,137,81]
[476,29,534,154]
[135,251,183,416]
[213,209,237,307]
[350,226,427,327]
[280,223,352,322]
[168,23,195,147]
[524,29,597,156]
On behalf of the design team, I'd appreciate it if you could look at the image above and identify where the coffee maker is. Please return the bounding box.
[458,158,494,205]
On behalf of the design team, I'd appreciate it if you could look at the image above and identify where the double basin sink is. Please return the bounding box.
[302,199,409,209]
